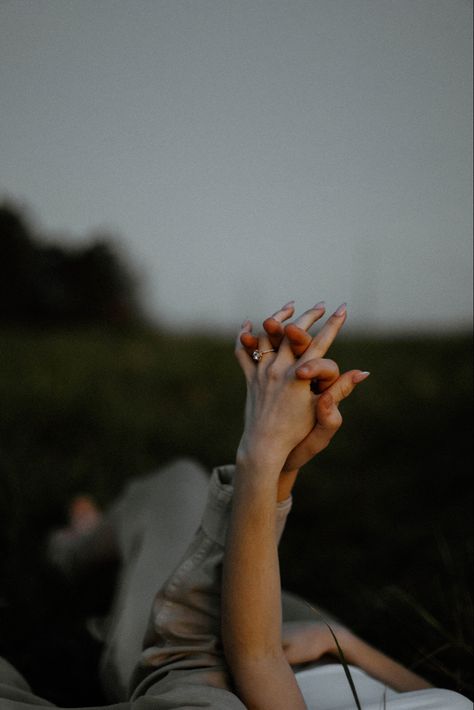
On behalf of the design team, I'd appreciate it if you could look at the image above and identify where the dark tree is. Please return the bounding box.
[0,202,141,326]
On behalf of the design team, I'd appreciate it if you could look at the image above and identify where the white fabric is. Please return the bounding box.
[296,664,472,709]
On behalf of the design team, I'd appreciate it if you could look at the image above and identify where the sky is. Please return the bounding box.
[0,0,472,333]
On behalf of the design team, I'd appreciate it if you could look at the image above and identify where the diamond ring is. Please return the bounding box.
[252,348,276,362]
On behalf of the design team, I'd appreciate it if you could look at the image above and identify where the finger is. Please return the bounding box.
[298,303,347,362]
[239,317,260,356]
[268,300,296,323]
[256,304,294,360]
[277,302,325,363]
[286,394,343,465]
[284,369,369,469]
[284,324,313,357]
[241,302,295,354]
[294,358,340,391]
[263,318,285,350]
[240,330,259,352]
[255,329,274,361]
[263,301,295,349]
[313,394,344,439]
[291,301,326,330]
[317,369,370,408]
[235,321,256,379]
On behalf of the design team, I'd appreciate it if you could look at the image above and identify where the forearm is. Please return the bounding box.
[225,300,359,707]
[342,631,432,692]
[223,459,282,659]
[222,456,306,709]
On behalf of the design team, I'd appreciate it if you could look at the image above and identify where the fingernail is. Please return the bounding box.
[282,300,295,309]
[241,320,250,329]
[352,371,370,384]
[312,301,326,310]
[334,302,347,317]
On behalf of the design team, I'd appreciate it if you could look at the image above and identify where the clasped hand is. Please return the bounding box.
[235,301,369,473]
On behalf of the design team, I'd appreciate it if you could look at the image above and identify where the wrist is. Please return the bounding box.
[235,453,282,482]
[236,439,288,475]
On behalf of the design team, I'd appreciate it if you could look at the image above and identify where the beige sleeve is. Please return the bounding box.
[130,465,292,708]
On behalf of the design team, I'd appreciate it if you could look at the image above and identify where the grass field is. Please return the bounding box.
[0,326,472,705]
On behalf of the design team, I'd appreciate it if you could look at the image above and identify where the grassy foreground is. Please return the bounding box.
[0,326,472,705]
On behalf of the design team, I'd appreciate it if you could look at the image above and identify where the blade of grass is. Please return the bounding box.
[383,585,472,654]
[383,586,447,637]
[305,602,362,710]
[409,642,453,669]
[327,623,363,710]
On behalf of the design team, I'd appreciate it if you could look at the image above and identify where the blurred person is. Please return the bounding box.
[0,302,470,709]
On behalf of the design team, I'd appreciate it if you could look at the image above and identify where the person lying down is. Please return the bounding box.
[1,301,471,709]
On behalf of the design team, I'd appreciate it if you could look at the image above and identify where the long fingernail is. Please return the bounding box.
[282,300,295,309]
[352,371,370,383]
[241,320,250,329]
[312,301,326,310]
[334,302,347,316]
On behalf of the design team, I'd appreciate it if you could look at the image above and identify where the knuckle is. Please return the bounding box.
[263,317,277,331]
[326,410,343,432]
[325,358,340,374]
[319,392,333,408]
[292,344,305,357]
[266,363,280,381]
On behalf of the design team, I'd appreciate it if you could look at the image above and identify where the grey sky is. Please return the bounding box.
[1,0,472,332]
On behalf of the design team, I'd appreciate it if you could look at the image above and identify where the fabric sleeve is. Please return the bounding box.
[129,465,292,709]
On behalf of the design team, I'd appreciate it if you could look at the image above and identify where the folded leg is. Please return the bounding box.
[98,459,210,701]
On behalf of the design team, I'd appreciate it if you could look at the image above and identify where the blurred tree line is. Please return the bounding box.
[0,200,472,702]
[0,202,141,326]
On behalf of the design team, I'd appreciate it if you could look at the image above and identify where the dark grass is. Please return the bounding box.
[0,326,472,705]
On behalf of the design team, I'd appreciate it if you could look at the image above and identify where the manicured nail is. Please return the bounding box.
[334,302,347,317]
[241,320,250,329]
[282,300,295,309]
[312,301,326,310]
[352,371,370,384]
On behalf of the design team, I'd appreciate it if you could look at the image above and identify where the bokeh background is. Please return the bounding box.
[0,0,472,705]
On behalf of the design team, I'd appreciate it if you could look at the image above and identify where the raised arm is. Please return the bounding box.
[222,303,369,710]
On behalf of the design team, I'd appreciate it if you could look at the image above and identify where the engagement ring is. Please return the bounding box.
[252,348,275,362]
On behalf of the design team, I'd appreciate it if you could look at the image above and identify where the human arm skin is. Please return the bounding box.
[241,301,350,476]
[222,305,369,709]
[281,621,432,692]
[223,461,307,710]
